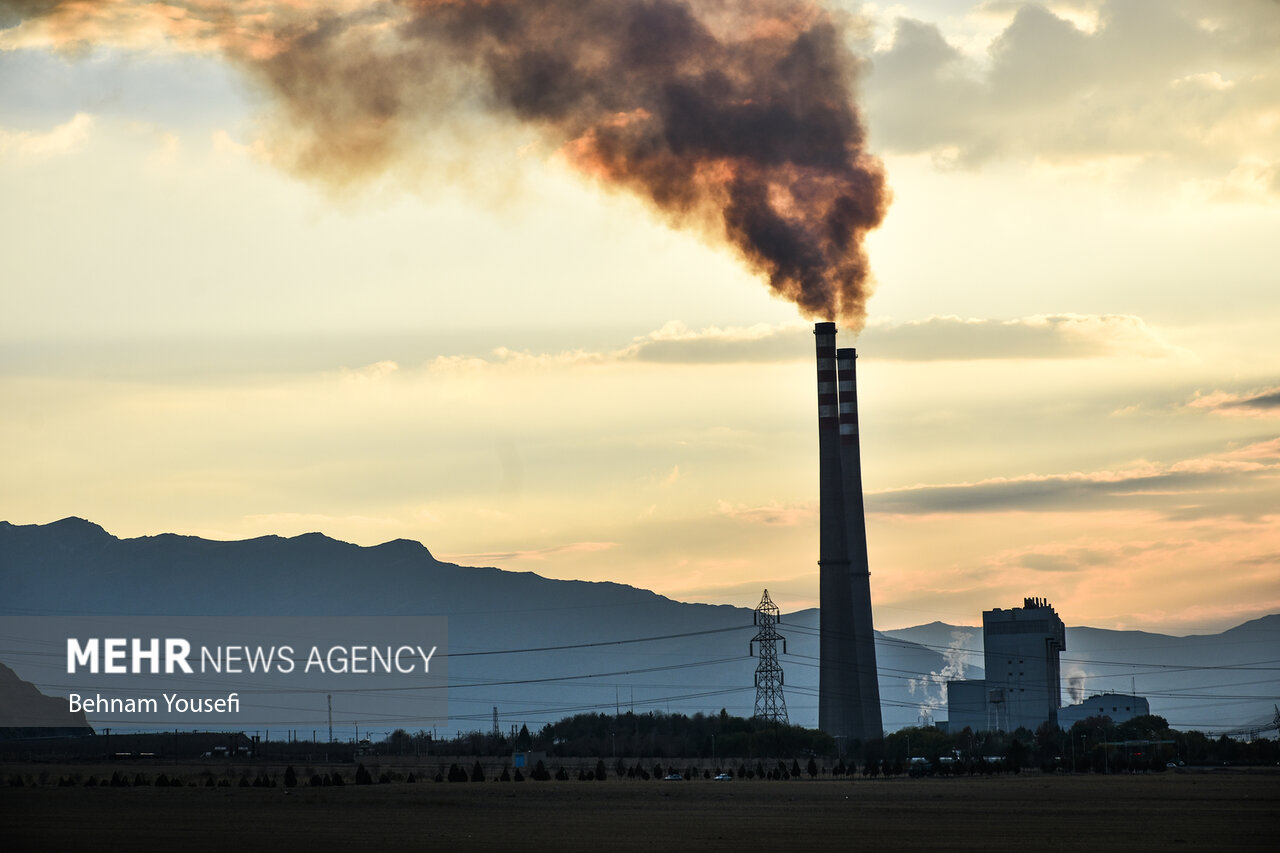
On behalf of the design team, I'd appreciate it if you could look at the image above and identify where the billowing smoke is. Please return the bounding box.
[908,629,972,724]
[3,0,889,324]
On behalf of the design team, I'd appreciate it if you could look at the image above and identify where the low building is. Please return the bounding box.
[512,750,546,770]
[1057,693,1151,729]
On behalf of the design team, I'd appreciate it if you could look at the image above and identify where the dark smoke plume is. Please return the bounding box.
[3,0,890,323]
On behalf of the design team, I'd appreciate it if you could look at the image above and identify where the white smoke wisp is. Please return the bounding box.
[1064,666,1088,706]
[908,630,973,725]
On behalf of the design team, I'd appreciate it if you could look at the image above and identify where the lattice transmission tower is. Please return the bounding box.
[750,589,789,724]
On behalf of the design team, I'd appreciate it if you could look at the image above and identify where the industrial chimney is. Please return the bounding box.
[814,323,883,745]
[836,345,884,742]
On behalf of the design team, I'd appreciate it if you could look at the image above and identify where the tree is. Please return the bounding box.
[283,766,298,788]
[355,764,373,785]
[1033,721,1060,769]
[388,728,413,755]
[470,761,485,783]
[807,757,818,779]
[595,759,607,781]
[1117,714,1170,741]
[1004,739,1027,773]
[956,726,976,758]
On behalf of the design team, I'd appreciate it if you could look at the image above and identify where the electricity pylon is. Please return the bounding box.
[751,589,789,724]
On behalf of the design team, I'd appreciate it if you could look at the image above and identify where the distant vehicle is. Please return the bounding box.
[713,773,732,781]
[663,773,682,781]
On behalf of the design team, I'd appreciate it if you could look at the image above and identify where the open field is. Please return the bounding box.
[3,766,1277,851]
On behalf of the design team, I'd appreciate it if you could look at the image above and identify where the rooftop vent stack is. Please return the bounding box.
[837,346,884,743]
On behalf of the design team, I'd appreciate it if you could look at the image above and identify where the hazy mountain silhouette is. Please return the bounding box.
[883,615,1280,733]
[0,661,94,736]
[2,518,1274,735]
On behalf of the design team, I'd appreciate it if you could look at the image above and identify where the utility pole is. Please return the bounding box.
[327,694,333,744]
[750,589,789,725]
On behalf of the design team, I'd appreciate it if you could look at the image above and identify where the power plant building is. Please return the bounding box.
[814,322,883,745]
[948,598,1067,733]
[1057,693,1151,729]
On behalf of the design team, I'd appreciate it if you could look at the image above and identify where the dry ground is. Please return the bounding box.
[3,767,1277,851]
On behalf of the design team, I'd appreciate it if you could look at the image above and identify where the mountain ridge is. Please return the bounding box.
[2,518,1275,734]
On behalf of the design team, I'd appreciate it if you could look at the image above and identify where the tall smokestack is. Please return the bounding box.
[815,322,856,742]
[836,345,884,742]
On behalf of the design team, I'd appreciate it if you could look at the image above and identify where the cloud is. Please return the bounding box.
[716,499,816,526]
[339,360,399,382]
[431,315,1182,370]
[994,540,1157,576]
[867,437,1280,516]
[617,314,1183,363]
[411,321,810,370]
[0,112,93,157]
[1218,437,1280,463]
[864,2,1280,193]
[1018,549,1111,573]
[438,541,618,564]
[860,313,1183,360]
[1187,386,1280,418]
[621,320,810,364]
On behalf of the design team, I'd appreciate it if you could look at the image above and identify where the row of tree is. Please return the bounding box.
[406,709,836,759]
[384,710,1279,772]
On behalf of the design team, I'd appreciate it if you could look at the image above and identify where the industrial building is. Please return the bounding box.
[1057,693,1151,728]
[947,598,1067,733]
[813,322,883,745]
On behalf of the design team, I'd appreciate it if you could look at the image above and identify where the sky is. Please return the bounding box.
[2,0,1278,636]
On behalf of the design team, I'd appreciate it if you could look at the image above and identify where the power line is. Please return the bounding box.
[447,625,750,657]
